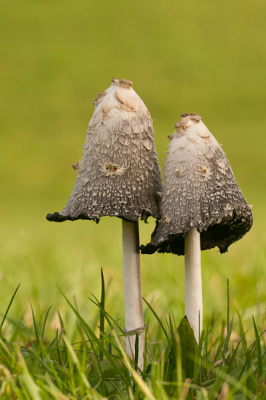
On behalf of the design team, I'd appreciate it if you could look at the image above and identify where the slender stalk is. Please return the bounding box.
[122,219,145,369]
[185,227,203,343]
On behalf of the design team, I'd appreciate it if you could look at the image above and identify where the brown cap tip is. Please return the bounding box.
[111,78,133,89]
[175,113,202,130]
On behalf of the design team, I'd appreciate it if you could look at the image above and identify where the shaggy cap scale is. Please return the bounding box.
[140,113,253,255]
[47,78,162,223]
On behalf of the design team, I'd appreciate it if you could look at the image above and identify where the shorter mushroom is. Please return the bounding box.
[141,113,253,342]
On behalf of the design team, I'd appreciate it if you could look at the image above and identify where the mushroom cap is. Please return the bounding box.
[47,78,162,223]
[140,113,253,255]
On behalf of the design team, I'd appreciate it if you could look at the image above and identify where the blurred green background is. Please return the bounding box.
[0,0,265,332]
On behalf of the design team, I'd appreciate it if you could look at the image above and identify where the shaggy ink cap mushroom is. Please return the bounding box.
[46,78,162,369]
[141,113,253,255]
[47,78,162,223]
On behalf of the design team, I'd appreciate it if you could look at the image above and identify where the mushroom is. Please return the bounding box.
[140,113,253,342]
[47,78,162,368]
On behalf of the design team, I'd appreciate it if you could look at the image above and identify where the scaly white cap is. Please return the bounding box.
[141,113,253,255]
[47,78,162,223]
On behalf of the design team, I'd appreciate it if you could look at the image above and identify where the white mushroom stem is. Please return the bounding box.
[122,220,145,370]
[185,227,203,343]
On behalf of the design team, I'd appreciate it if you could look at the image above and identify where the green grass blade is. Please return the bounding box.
[57,310,65,332]
[223,315,234,354]
[0,284,20,338]
[252,315,262,378]
[41,305,52,340]
[107,333,112,355]
[29,301,41,350]
[142,297,170,345]
[233,298,248,353]
[56,328,63,367]
[63,335,80,367]
[223,279,231,353]
[90,294,124,335]
[99,268,105,359]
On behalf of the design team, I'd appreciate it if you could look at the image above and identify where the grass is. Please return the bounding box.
[1,275,266,399]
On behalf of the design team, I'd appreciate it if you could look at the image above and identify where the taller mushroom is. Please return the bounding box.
[141,113,253,342]
[47,78,162,368]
